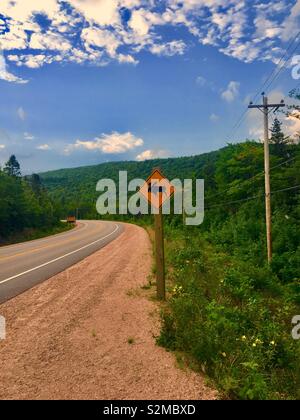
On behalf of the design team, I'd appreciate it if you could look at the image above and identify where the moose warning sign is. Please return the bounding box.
[139,168,175,300]
[139,168,175,210]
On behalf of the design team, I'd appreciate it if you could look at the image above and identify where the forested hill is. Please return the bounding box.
[39,148,221,217]
[40,141,300,220]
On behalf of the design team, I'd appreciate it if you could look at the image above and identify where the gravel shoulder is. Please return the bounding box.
[0,223,216,400]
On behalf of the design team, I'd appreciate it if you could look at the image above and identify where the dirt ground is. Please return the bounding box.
[0,223,216,400]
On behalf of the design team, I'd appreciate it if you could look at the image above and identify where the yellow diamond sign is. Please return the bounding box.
[139,169,175,209]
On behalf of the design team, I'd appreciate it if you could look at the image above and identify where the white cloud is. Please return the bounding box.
[196,75,217,91]
[65,131,144,155]
[210,113,219,122]
[129,9,150,36]
[37,144,51,151]
[69,0,120,27]
[8,54,62,69]
[196,76,207,87]
[0,144,5,150]
[30,32,72,52]
[0,0,299,83]
[136,149,169,161]
[117,53,138,65]
[281,0,300,41]
[221,81,240,103]
[149,40,186,57]
[17,106,26,121]
[0,51,27,84]
[81,27,120,58]
[24,132,35,141]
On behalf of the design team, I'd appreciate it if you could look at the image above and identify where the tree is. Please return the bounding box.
[270,118,289,157]
[29,173,43,196]
[3,155,21,177]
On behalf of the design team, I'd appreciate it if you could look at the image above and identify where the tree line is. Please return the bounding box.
[0,155,61,241]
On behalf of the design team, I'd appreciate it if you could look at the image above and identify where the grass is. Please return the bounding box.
[156,225,300,400]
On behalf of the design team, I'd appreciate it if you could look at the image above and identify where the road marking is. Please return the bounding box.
[0,221,104,262]
[0,221,88,258]
[0,224,120,286]
[0,221,85,250]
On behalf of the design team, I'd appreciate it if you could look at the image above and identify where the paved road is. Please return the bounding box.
[0,220,123,304]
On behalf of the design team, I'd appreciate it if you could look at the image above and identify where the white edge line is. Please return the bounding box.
[0,224,120,286]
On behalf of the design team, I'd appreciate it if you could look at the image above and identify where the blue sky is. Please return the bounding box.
[0,0,300,173]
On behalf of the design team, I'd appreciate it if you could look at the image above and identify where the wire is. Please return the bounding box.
[206,155,298,203]
[226,31,300,143]
[205,170,264,203]
[271,184,300,194]
[270,156,297,171]
[205,184,300,210]
[257,31,300,98]
[205,193,263,210]
[264,36,300,94]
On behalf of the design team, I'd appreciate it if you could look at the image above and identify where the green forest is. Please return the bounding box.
[0,155,69,244]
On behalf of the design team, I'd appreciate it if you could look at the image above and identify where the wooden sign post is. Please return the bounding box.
[139,168,174,301]
[155,206,165,300]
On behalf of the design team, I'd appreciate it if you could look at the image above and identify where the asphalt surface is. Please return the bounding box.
[0,220,123,304]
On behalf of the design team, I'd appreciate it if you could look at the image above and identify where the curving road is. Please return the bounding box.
[0,220,123,304]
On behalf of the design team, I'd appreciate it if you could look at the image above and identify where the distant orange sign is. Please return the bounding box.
[139,169,175,209]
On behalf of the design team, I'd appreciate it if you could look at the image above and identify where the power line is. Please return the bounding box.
[271,184,300,194]
[205,169,264,203]
[270,156,297,171]
[264,36,300,94]
[206,155,298,203]
[257,31,300,98]
[205,193,263,210]
[226,31,300,142]
[205,184,300,210]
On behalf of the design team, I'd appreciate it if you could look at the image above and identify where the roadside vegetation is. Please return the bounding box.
[157,129,300,400]
[0,155,68,245]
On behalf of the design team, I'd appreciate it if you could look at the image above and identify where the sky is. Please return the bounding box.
[0,0,300,173]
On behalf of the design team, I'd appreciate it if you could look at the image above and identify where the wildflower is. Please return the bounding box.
[252,343,257,347]
[221,352,227,358]
[270,341,275,346]
[241,335,247,341]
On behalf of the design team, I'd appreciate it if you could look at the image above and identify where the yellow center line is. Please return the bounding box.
[0,223,107,263]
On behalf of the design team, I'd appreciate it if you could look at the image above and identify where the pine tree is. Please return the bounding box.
[30,173,43,195]
[270,118,289,157]
[3,155,21,177]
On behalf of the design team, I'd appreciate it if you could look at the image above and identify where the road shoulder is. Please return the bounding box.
[0,223,216,400]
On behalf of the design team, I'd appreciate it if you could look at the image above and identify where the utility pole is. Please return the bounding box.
[248,93,285,263]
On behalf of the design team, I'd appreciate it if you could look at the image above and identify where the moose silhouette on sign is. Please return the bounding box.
[148,181,167,197]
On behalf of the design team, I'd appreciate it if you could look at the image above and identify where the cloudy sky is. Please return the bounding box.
[0,0,300,173]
